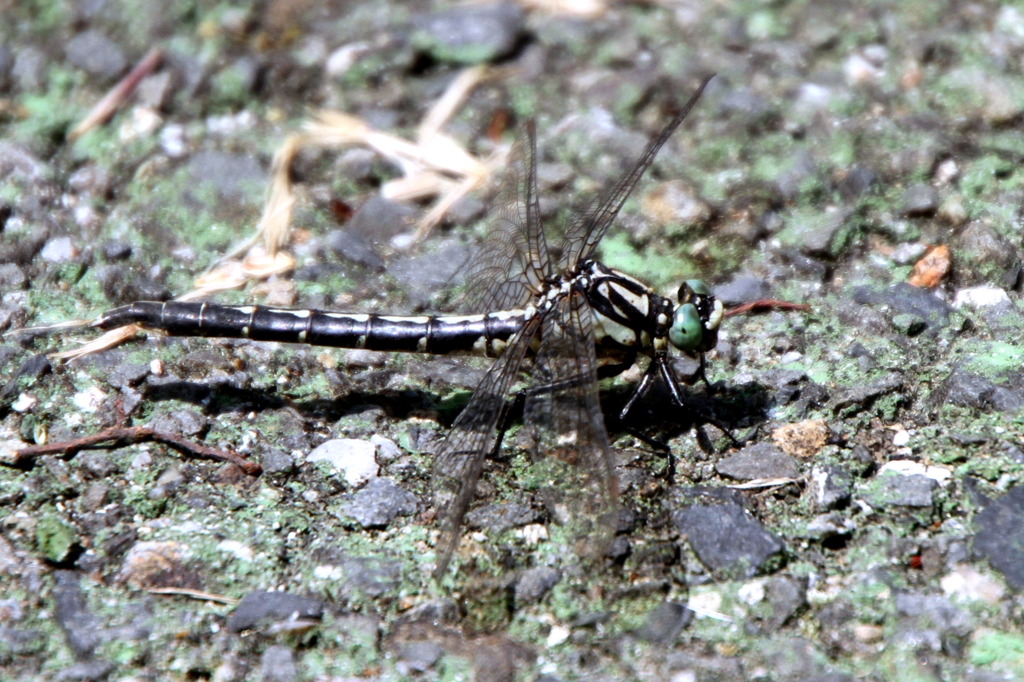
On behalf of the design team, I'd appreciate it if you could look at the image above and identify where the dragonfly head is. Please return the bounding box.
[669,279,723,356]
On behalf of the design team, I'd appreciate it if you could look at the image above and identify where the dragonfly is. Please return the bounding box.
[92,75,721,575]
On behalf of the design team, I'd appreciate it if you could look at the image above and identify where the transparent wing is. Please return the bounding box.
[431,314,542,576]
[461,121,550,314]
[522,290,618,561]
[558,75,713,270]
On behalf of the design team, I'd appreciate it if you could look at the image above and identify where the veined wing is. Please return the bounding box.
[431,312,542,577]
[522,289,618,561]
[461,121,550,314]
[558,75,714,271]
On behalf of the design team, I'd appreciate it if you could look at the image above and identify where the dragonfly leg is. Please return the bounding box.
[697,353,714,392]
[656,356,742,449]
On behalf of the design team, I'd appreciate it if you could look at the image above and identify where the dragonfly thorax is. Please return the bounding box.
[577,260,721,358]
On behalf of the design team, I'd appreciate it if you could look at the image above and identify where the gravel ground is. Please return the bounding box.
[2,2,1024,680]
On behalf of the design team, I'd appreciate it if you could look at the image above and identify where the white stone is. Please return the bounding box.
[72,387,106,412]
[546,624,570,647]
[40,237,76,263]
[953,286,1010,309]
[11,393,36,413]
[878,459,952,485]
[217,540,253,562]
[738,580,766,605]
[306,438,378,486]
[941,564,1006,604]
[687,589,728,621]
[370,434,402,462]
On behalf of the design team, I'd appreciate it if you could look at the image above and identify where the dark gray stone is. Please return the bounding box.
[413,2,524,64]
[339,196,418,243]
[447,194,486,225]
[719,87,779,132]
[227,591,325,633]
[135,70,174,110]
[830,373,903,413]
[184,150,264,211]
[635,602,693,644]
[850,283,953,331]
[336,147,379,184]
[54,660,116,682]
[837,164,878,200]
[895,591,972,632]
[758,368,810,393]
[77,450,117,479]
[95,264,172,305]
[673,502,785,579]
[54,571,103,657]
[0,354,50,406]
[332,555,402,600]
[260,644,298,682]
[0,625,44,656]
[80,482,110,511]
[64,30,127,80]
[866,473,937,508]
[945,368,1024,413]
[762,576,808,628]
[0,263,27,290]
[12,46,46,91]
[713,274,771,307]
[106,361,150,389]
[340,477,418,529]
[100,238,133,260]
[954,220,1021,284]
[901,183,940,216]
[388,241,472,308]
[396,640,443,675]
[716,443,799,481]
[261,449,296,474]
[894,591,973,656]
[465,502,540,533]
[149,464,186,500]
[973,485,1024,590]
[149,409,207,437]
[397,598,461,626]
[327,228,385,271]
[514,566,560,605]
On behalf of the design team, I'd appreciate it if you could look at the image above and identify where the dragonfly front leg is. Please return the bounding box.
[656,355,741,448]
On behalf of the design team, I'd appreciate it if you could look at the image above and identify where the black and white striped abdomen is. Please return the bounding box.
[95,301,528,357]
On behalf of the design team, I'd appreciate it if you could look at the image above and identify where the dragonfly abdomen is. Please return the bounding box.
[95,301,527,356]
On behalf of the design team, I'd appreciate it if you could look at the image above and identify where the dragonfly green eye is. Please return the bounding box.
[669,302,703,352]
[683,279,712,297]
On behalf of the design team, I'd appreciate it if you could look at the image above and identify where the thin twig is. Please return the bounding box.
[145,587,240,605]
[68,47,164,141]
[725,299,812,317]
[7,425,261,475]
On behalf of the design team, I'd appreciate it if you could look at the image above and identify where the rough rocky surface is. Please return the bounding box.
[1,2,1023,680]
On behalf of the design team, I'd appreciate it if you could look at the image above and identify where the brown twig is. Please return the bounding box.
[8,425,261,475]
[68,46,164,141]
[725,299,812,318]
